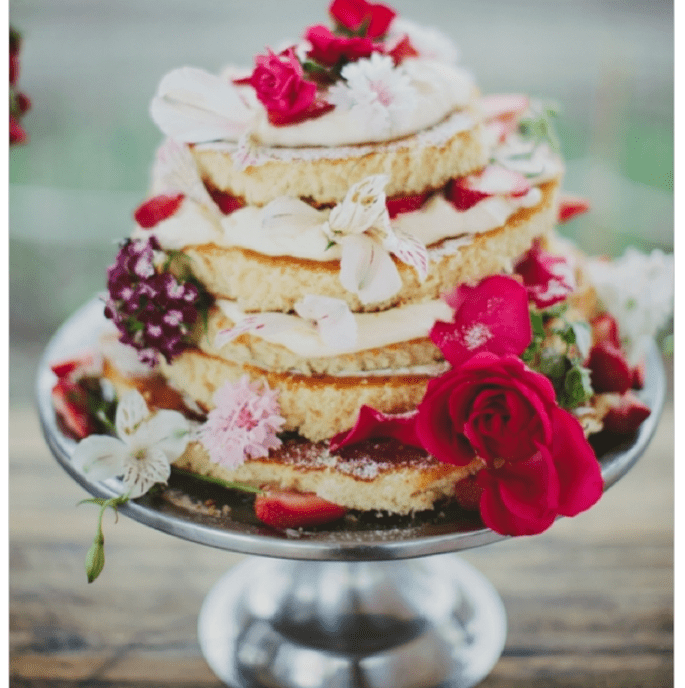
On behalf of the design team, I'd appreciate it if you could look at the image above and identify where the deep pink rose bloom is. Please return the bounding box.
[430,274,532,367]
[329,0,396,38]
[416,352,603,535]
[304,24,377,67]
[249,48,318,125]
[514,241,575,309]
[416,353,562,467]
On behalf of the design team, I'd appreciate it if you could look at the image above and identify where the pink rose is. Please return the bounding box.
[430,274,532,367]
[248,48,319,125]
[329,0,396,38]
[304,24,377,67]
[514,242,575,309]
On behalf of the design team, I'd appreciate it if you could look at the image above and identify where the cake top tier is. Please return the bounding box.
[149,0,478,148]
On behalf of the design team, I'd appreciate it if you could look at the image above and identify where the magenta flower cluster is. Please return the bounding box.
[104,238,201,366]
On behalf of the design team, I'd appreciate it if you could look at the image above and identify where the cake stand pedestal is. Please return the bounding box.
[36,299,666,688]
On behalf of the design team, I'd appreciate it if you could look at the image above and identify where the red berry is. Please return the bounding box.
[591,313,621,348]
[632,361,646,390]
[51,379,95,440]
[453,475,483,511]
[602,392,650,434]
[586,341,632,394]
[386,191,430,218]
[254,490,347,529]
[134,193,185,229]
[50,353,94,379]
[557,194,591,223]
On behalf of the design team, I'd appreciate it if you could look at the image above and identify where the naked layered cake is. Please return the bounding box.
[51,0,672,542]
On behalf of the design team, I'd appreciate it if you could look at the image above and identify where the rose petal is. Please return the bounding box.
[431,275,532,366]
[329,405,421,452]
[549,406,603,516]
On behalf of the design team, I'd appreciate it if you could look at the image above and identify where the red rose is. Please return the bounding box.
[248,48,319,125]
[514,241,575,309]
[416,353,560,467]
[304,24,377,67]
[416,352,603,535]
[329,0,396,38]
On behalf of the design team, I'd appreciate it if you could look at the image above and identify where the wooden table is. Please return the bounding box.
[10,384,673,687]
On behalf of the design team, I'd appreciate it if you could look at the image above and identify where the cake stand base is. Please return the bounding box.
[198,554,506,688]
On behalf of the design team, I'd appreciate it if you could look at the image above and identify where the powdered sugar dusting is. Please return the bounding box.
[462,322,493,350]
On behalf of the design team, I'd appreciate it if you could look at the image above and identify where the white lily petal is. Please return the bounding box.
[385,228,429,282]
[294,295,358,350]
[149,67,254,143]
[134,410,191,462]
[72,435,128,482]
[326,175,390,237]
[115,390,150,439]
[215,312,298,349]
[261,197,324,232]
[152,138,216,208]
[339,234,402,305]
[121,447,171,499]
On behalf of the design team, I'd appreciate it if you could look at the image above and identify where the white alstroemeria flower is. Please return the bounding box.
[149,67,254,143]
[151,138,217,208]
[215,295,358,351]
[322,175,428,305]
[72,390,191,498]
[328,54,417,139]
[586,248,674,364]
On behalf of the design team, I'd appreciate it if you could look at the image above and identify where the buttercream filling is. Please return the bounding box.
[216,297,453,358]
[224,58,476,148]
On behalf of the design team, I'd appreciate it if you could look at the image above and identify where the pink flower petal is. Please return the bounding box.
[430,275,532,367]
[548,407,603,516]
[329,405,421,453]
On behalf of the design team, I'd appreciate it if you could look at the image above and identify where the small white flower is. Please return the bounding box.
[328,54,417,138]
[586,248,674,364]
[322,175,428,304]
[72,390,191,498]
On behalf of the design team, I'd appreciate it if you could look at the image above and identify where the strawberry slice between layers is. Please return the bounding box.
[254,490,347,529]
[447,164,531,212]
[51,379,97,440]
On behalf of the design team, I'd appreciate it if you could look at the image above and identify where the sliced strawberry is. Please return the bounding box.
[386,191,431,219]
[447,165,530,211]
[134,193,185,229]
[591,313,621,349]
[205,186,246,215]
[602,392,650,434]
[480,93,530,122]
[557,194,590,223]
[50,353,95,380]
[254,490,347,529]
[586,341,632,394]
[453,475,483,511]
[632,360,646,390]
[51,379,96,440]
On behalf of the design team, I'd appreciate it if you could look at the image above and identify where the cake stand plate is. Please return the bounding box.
[37,298,667,688]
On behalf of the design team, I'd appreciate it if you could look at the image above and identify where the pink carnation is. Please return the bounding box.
[198,377,285,468]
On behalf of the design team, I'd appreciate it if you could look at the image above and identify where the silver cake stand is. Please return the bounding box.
[37,298,666,688]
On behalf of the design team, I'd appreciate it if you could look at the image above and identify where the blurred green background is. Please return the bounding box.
[9,0,673,402]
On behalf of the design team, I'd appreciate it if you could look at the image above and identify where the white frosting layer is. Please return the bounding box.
[217,297,453,358]
[242,59,475,147]
[138,181,549,260]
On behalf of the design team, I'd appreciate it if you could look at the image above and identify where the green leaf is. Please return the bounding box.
[538,348,568,382]
[559,364,594,409]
